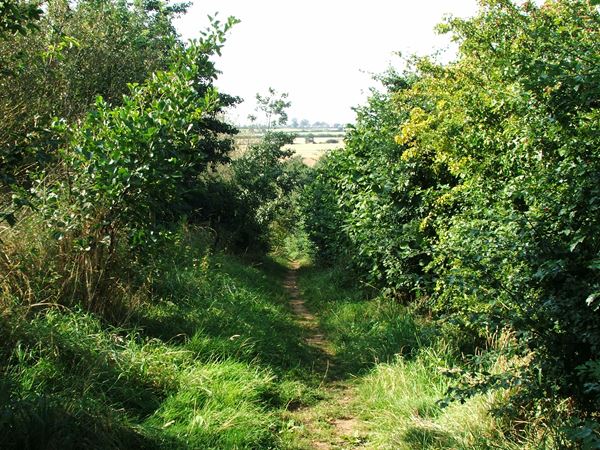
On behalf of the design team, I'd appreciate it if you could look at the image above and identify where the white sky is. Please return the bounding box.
[175,1,478,125]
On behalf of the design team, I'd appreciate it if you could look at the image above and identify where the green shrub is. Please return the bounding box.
[1,0,185,219]
[301,0,600,441]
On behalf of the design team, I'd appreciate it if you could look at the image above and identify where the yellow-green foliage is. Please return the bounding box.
[301,2,600,443]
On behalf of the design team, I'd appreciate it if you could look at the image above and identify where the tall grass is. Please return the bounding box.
[296,263,557,449]
[297,264,433,376]
[356,346,502,449]
[0,212,149,318]
[1,215,566,448]
[354,338,563,449]
[0,223,320,449]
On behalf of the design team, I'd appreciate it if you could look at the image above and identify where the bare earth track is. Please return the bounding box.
[283,264,368,450]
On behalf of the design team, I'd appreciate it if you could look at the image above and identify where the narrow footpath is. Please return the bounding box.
[283,263,368,450]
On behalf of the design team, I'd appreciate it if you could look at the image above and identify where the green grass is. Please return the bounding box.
[295,263,554,449]
[297,264,434,376]
[0,226,566,449]
[135,255,314,371]
[356,348,508,450]
[0,242,322,449]
[354,345,561,449]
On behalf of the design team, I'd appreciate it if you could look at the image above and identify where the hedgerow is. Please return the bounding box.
[302,0,600,441]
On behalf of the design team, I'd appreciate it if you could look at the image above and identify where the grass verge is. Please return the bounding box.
[295,263,553,449]
[0,235,321,449]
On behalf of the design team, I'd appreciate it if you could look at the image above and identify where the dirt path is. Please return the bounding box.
[284,263,331,352]
[283,264,368,450]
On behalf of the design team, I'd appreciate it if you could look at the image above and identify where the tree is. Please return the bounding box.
[1,0,188,223]
[302,0,600,440]
[48,16,239,257]
[0,0,42,37]
[254,87,291,129]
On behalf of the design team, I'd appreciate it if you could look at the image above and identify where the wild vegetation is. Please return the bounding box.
[1,0,599,448]
[302,0,600,446]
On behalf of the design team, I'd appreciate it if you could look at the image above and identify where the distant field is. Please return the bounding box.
[235,128,346,166]
[284,142,342,166]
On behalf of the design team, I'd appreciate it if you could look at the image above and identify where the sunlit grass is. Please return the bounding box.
[0,236,319,449]
[297,264,431,376]
[355,346,503,449]
[0,224,567,449]
[296,264,553,449]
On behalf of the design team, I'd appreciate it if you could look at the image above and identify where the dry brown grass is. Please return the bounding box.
[284,142,342,167]
[0,210,147,320]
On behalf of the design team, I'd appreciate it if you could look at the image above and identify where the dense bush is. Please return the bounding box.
[1,0,186,221]
[51,30,238,235]
[0,1,309,314]
[302,73,446,296]
[187,132,312,253]
[0,14,241,314]
[302,0,600,438]
[0,0,41,36]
